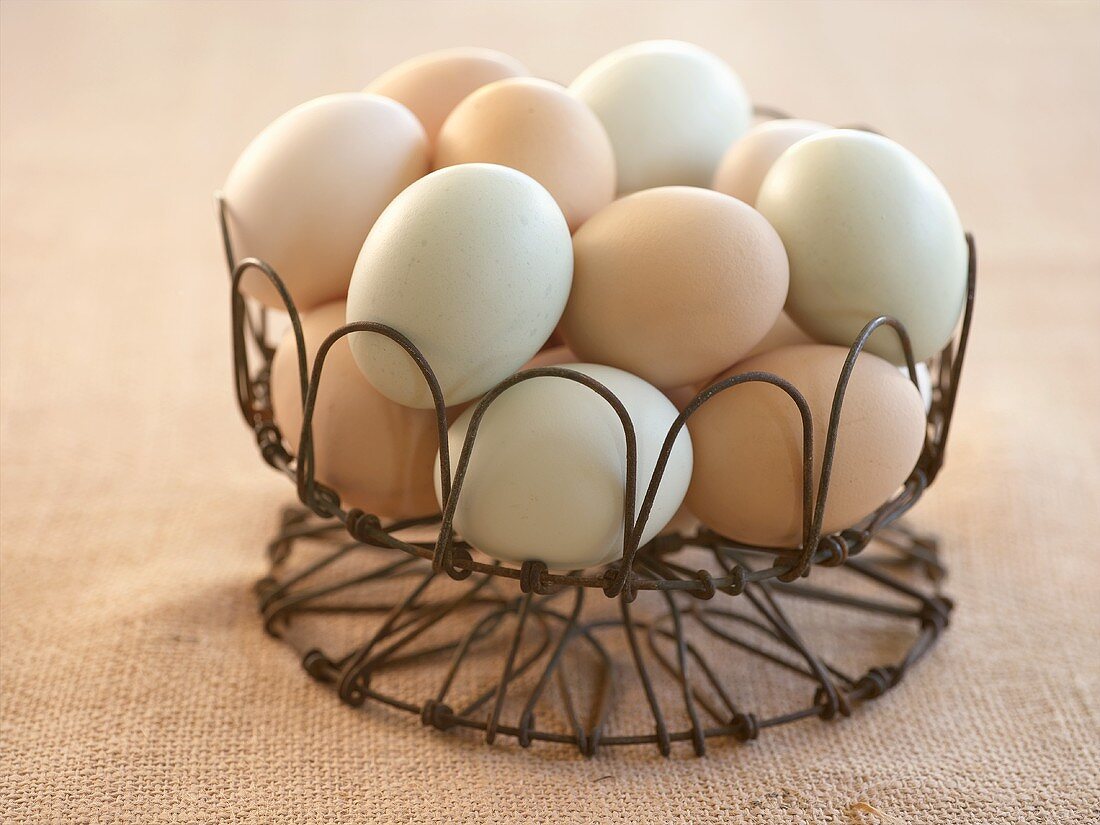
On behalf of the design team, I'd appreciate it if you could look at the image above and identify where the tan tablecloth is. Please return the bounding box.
[2,1,1098,822]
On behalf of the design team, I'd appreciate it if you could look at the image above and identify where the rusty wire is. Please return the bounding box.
[217,107,975,755]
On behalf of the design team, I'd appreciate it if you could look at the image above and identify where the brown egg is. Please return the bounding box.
[712,119,830,206]
[742,311,813,360]
[225,94,429,312]
[271,301,448,519]
[560,187,789,389]
[685,344,926,547]
[434,78,615,232]
[366,47,527,145]
[663,384,697,411]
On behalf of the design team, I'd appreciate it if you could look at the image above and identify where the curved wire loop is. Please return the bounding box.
[434,367,639,584]
[217,198,978,600]
[295,322,450,518]
[219,114,974,755]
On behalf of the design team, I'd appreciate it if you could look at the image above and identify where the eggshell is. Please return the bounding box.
[756,130,968,364]
[570,40,752,193]
[712,119,831,206]
[224,94,428,311]
[346,163,573,408]
[435,363,693,569]
[686,344,926,547]
[270,301,447,519]
[366,47,528,145]
[743,311,813,360]
[560,186,788,388]
[521,345,577,370]
[663,384,697,411]
[434,78,615,232]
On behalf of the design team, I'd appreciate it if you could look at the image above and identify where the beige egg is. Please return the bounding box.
[225,94,428,312]
[663,384,697,411]
[742,311,813,360]
[366,47,528,145]
[270,301,449,519]
[685,344,926,547]
[560,186,789,389]
[712,119,830,206]
[435,78,615,232]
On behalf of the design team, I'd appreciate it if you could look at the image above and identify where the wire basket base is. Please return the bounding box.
[258,506,951,757]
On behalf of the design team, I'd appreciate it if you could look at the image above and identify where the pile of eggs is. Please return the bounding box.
[224,41,968,570]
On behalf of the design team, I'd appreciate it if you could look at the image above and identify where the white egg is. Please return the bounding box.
[435,363,693,570]
[756,130,968,364]
[224,93,428,311]
[570,40,752,194]
[346,163,573,408]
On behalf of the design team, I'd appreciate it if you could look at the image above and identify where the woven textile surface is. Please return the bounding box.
[1,2,1098,822]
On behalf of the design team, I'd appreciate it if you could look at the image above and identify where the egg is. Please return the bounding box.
[434,78,615,232]
[560,186,788,388]
[663,384,698,412]
[270,301,448,519]
[435,364,693,569]
[224,93,428,311]
[756,129,968,364]
[366,47,528,145]
[521,345,577,370]
[570,40,752,193]
[712,119,831,206]
[685,344,926,547]
[743,311,814,360]
[346,163,572,408]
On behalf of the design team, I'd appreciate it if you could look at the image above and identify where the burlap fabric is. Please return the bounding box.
[2,2,1098,822]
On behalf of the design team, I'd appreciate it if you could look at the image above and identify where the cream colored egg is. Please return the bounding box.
[756,130,968,364]
[434,78,615,232]
[686,344,926,547]
[346,163,572,409]
[270,301,447,519]
[571,40,752,193]
[224,93,429,311]
[560,186,788,389]
[435,363,692,569]
[712,119,831,206]
[366,47,528,145]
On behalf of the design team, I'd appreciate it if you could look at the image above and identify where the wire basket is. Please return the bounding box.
[218,111,975,756]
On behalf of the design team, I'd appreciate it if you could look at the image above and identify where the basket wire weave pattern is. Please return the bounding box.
[219,111,975,755]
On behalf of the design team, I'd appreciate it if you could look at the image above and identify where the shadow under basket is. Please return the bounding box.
[218,130,975,757]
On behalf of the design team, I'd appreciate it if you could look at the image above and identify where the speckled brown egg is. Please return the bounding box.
[560,186,789,389]
[270,300,450,519]
[434,78,615,232]
[685,344,926,547]
[366,47,527,145]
